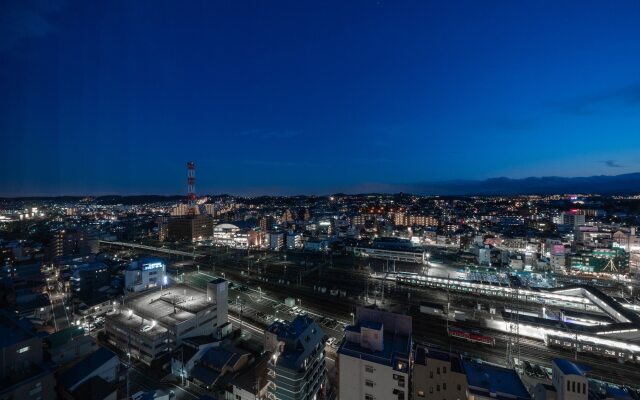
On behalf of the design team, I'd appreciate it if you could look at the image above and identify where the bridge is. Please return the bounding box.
[99,240,204,258]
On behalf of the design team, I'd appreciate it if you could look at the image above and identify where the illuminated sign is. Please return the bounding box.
[142,262,164,271]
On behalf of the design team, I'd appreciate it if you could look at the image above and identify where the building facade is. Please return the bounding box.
[167,214,214,242]
[338,307,412,400]
[125,258,166,292]
[412,345,468,400]
[264,315,326,400]
[106,280,228,365]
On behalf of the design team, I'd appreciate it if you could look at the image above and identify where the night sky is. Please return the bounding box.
[1,0,640,196]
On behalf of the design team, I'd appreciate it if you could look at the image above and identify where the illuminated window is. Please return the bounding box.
[17,346,30,354]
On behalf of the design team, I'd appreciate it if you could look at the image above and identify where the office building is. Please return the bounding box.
[167,214,214,242]
[264,315,327,400]
[412,345,467,400]
[125,257,167,292]
[338,307,412,400]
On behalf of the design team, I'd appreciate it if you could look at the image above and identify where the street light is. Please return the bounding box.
[297,298,301,309]
[258,287,262,302]
[350,312,354,325]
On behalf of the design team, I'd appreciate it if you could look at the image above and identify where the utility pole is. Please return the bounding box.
[506,288,521,369]
[127,327,131,400]
[181,345,185,386]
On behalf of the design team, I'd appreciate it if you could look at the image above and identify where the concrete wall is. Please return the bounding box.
[339,353,408,400]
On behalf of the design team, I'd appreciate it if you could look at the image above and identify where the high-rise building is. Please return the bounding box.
[338,307,412,400]
[264,315,327,400]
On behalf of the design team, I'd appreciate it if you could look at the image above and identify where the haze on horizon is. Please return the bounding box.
[1,0,640,196]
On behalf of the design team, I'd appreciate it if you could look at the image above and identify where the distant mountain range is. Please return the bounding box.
[1,173,640,201]
[393,172,640,195]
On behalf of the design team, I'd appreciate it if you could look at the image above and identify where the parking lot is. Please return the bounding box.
[225,279,347,348]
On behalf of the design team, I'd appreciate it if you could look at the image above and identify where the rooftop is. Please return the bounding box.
[0,311,36,348]
[339,327,411,371]
[106,311,169,339]
[58,347,118,390]
[201,345,249,371]
[124,284,213,327]
[462,359,531,400]
[44,326,84,348]
[231,352,270,394]
[553,358,591,376]
[268,315,325,371]
[71,376,117,400]
[415,345,453,364]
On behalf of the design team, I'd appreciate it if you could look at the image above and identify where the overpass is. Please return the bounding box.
[99,240,204,258]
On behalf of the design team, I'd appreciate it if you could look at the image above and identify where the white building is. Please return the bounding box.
[551,359,589,400]
[106,280,228,365]
[338,307,412,400]
[213,223,240,246]
[125,258,166,292]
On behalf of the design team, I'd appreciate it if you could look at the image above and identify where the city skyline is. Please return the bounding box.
[2,0,640,196]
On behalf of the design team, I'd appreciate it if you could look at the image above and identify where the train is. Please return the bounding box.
[447,326,496,346]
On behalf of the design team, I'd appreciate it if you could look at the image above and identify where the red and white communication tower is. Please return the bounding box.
[187,161,197,214]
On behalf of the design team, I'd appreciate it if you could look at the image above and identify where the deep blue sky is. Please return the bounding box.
[1,0,640,196]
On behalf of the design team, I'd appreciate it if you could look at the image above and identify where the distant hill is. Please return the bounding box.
[2,173,640,199]
[396,172,640,195]
[0,195,184,205]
